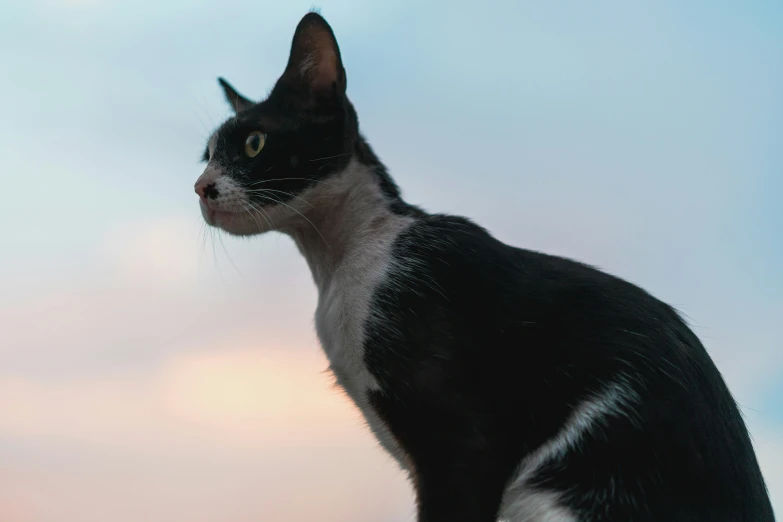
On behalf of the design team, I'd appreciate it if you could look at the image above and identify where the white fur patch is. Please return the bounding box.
[500,489,578,522]
[286,161,415,469]
[499,377,640,521]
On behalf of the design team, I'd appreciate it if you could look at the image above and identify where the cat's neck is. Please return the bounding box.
[283,159,415,290]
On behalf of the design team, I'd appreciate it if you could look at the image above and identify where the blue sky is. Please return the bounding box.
[0,1,781,520]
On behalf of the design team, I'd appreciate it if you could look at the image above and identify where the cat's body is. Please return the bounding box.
[194,12,775,521]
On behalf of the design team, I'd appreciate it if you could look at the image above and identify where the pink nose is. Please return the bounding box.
[194,181,218,200]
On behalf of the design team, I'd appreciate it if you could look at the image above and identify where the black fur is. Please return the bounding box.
[203,12,774,522]
[365,215,774,521]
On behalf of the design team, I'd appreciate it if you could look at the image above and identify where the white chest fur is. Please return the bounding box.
[289,161,414,468]
[313,213,413,467]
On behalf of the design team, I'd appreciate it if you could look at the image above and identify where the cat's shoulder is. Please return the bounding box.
[392,211,602,277]
[389,211,681,320]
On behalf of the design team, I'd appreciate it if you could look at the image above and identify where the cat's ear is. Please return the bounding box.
[279,12,346,102]
[218,77,255,113]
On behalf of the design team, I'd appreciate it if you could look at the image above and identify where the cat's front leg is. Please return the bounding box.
[412,448,511,522]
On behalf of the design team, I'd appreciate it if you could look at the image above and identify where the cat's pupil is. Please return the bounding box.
[249,135,260,151]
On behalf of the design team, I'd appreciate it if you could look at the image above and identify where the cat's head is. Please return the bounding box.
[194,12,360,236]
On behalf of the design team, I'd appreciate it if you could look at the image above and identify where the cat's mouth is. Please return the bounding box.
[198,199,268,236]
[199,199,239,226]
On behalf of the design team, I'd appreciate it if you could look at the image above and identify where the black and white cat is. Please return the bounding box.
[194,12,774,522]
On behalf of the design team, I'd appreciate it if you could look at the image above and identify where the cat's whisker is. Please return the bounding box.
[186,90,217,140]
[216,229,243,277]
[307,152,353,162]
[248,200,277,231]
[247,177,339,188]
[193,111,210,138]
[254,193,330,248]
[246,198,273,229]
[241,200,273,232]
[239,201,263,232]
[209,226,228,287]
[258,203,278,230]
[246,188,314,207]
[197,220,208,278]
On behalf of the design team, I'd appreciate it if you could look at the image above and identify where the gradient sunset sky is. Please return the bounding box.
[0,0,781,520]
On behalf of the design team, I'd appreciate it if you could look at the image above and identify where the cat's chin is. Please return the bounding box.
[200,201,265,236]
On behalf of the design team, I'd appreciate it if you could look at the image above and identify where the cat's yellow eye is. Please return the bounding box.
[245,131,266,158]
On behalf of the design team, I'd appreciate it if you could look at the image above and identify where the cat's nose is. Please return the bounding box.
[194,181,219,200]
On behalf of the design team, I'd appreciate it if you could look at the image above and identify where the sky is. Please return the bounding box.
[0,0,781,520]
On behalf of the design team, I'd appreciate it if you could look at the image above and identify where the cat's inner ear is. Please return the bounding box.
[218,77,255,113]
[280,13,346,100]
